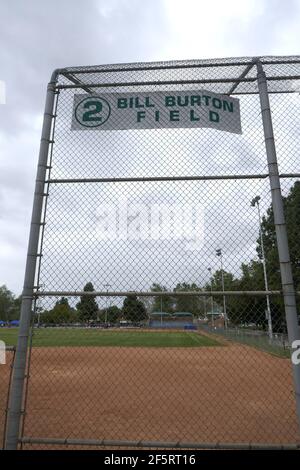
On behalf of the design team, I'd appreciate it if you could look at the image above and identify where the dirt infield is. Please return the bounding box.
[19,341,300,447]
[2,341,300,448]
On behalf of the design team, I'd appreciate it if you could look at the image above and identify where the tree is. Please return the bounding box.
[76,283,99,322]
[225,180,300,331]
[98,305,121,324]
[139,295,153,314]
[258,181,300,291]
[204,271,240,325]
[10,295,22,320]
[255,181,300,328]
[209,269,236,292]
[173,282,204,316]
[150,283,174,312]
[41,297,78,324]
[106,305,121,323]
[122,295,147,322]
[0,285,15,322]
[234,262,267,328]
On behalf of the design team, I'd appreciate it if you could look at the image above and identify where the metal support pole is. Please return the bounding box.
[257,61,300,428]
[257,199,273,340]
[103,284,111,325]
[208,268,214,328]
[220,253,228,329]
[5,70,59,450]
[210,284,214,328]
[216,250,228,328]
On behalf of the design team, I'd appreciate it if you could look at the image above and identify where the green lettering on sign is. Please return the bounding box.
[202,95,211,106]
[82,101,103,122]
[223,101,234,112]
[135,98,144,108]
[137,111,146,122]
[190,110,200,121]
[117,98,127,108]
[212,98,222,109]
[209,111,219,123]
[165,96,176,107]
[170,110,179,121]
[191,95,201,106]
[177,96,189,107]
[145,97,155,108]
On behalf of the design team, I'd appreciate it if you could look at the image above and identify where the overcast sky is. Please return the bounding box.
[0,0,300,295]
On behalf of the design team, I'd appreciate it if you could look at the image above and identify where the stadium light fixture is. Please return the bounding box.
[215,249,228,329]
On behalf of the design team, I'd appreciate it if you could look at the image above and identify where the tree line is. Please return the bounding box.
[40,283,148,325]
[0,286,21,322]
[1,182,299,331]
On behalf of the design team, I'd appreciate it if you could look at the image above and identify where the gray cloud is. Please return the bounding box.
[0,0,168,293]
[0,0,299,295]
[225,0,300,54]
[0,0,168,131]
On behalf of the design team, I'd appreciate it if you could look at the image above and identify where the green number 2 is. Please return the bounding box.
[82,100,103,122]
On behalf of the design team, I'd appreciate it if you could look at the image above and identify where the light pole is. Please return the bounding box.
[207,267,214,328]
[216,249,228,329]
[103,284,111,325]
[251,196,273,340]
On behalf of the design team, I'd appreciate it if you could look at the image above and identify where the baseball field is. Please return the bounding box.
[0,327,221,348]
[1,328,300,449]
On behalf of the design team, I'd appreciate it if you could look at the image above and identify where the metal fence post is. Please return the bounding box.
[4,70,59,450]
[257,61,300,428]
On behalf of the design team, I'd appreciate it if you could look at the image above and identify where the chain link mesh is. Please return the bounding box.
[11,57,300,448]
[1,348,15,449]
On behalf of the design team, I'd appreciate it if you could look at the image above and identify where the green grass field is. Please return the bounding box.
[198,326,290,358]
[0,328,222,348]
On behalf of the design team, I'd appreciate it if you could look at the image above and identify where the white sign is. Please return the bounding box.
[0,80,5,105]
[0,340,5,365]
[71,90,242,134]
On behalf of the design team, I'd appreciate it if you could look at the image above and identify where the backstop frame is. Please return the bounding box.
[4,56,300,449]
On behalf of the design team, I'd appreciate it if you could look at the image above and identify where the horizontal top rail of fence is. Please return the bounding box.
[53,56,300,96]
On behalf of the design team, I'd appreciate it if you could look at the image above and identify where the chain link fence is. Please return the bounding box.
[3,56,300,449]
[1,347,15,449]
